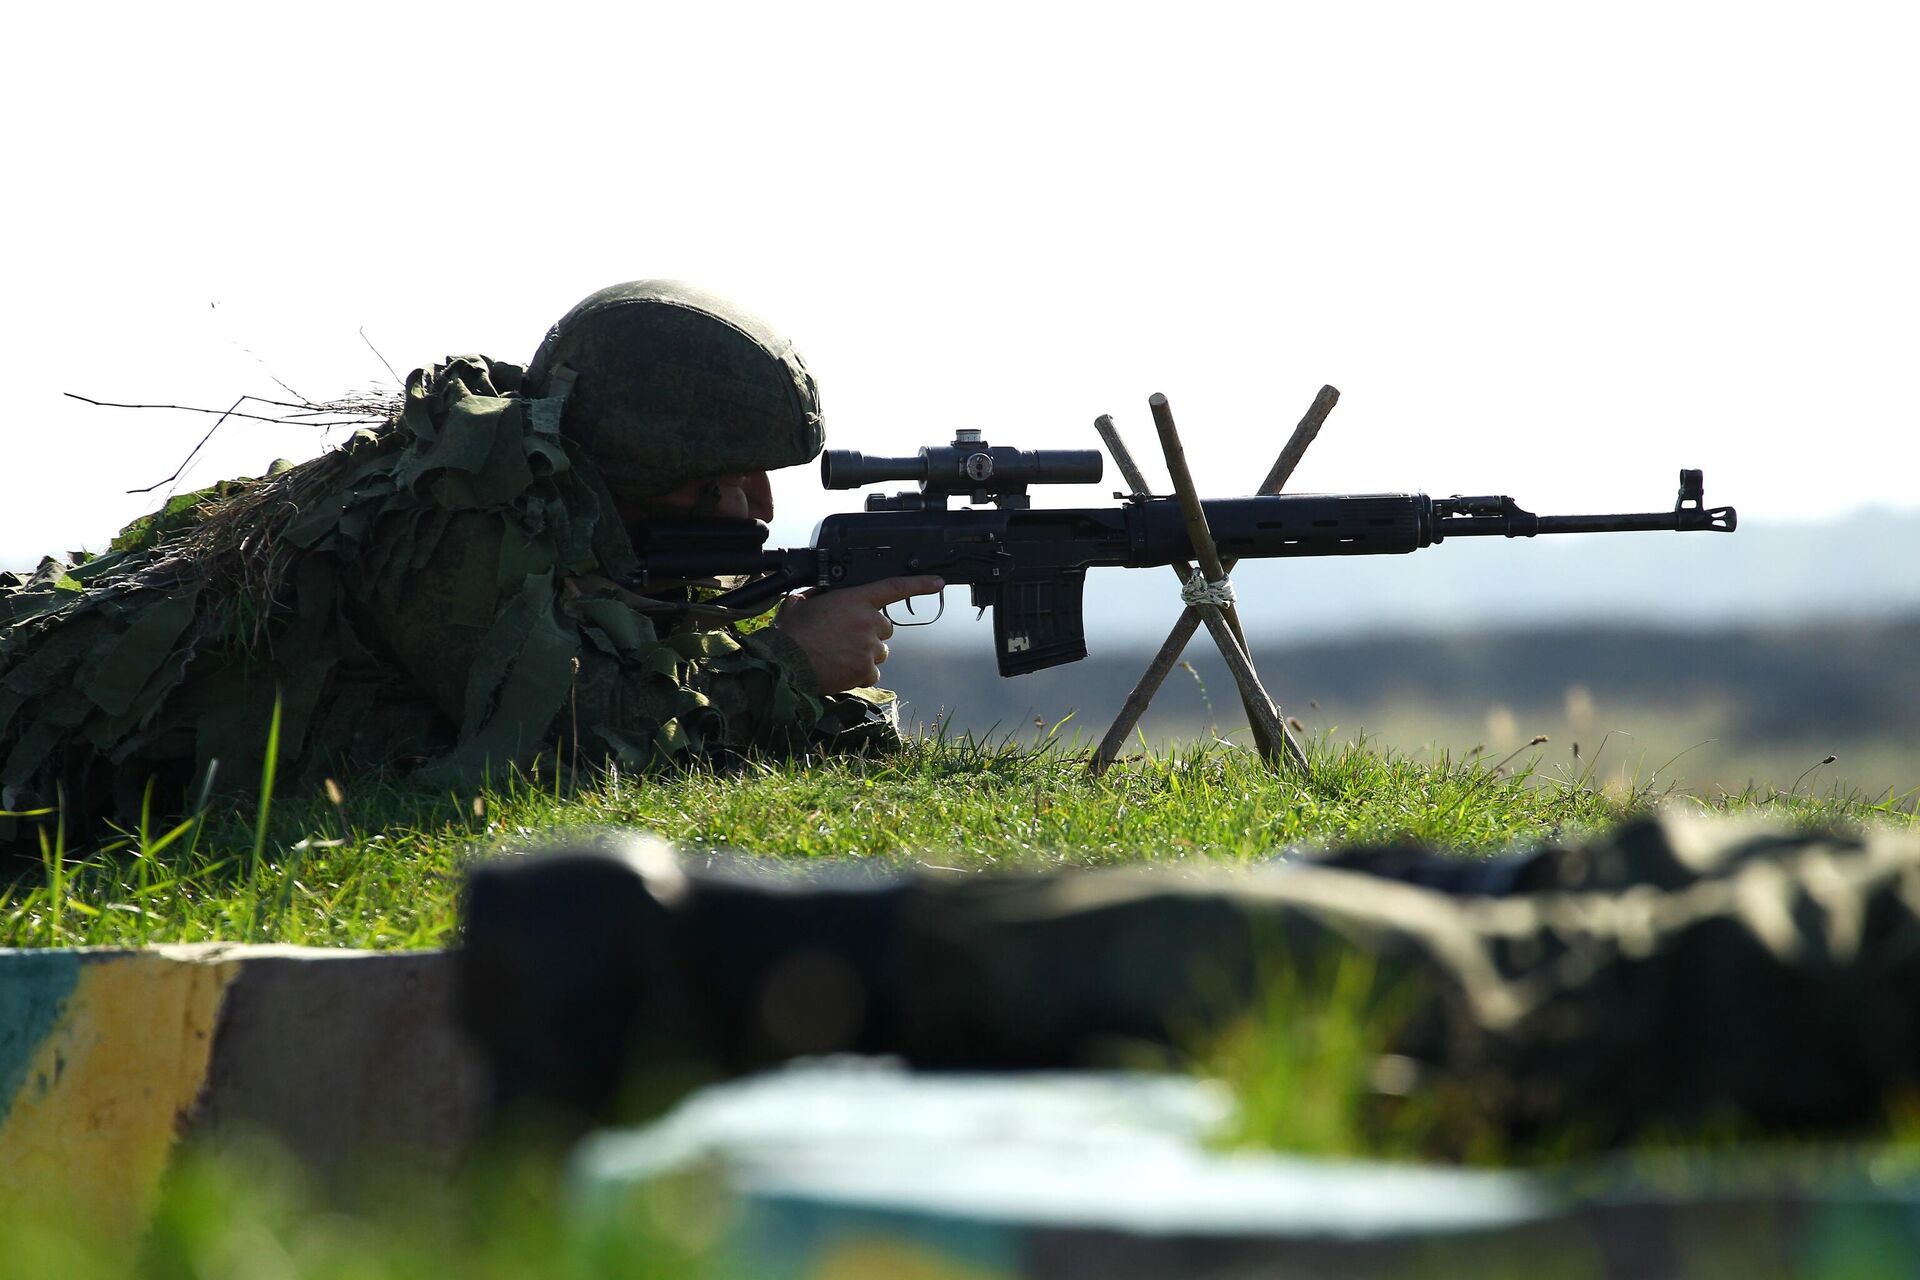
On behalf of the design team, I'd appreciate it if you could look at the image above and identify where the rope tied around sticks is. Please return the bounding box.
[1180,569,1236,609]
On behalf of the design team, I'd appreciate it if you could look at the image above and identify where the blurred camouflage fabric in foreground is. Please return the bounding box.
[465,813,1920,1151]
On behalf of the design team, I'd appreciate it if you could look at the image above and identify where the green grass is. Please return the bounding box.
[3,734,1906,950]
[3,736,1917,1274]
[0,1140,710,1280]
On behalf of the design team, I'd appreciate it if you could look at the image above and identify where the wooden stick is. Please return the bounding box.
[1097,408,1278,755]
[1148,393,1308,773]
[1148,394,1296,769]
[1097,408,1278,759]
[1256,384,1339,496]
[1094,414,1153,496]
[1091,386,1337,775]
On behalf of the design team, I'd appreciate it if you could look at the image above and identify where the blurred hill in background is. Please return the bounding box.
[874,507,1919,801]
[878,508,1919,800]
[885,613,1920,804]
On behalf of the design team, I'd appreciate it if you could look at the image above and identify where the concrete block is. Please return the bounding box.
[0,945,485,1229]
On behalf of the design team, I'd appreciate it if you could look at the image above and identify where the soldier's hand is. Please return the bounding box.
[775,576,944,693]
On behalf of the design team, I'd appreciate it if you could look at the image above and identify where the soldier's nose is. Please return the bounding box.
[744,471,775,521]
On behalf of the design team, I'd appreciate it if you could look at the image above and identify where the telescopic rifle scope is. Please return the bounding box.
[821,429,1103,510]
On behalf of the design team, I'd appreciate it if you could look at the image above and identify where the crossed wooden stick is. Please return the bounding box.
[1088,386,1341,778]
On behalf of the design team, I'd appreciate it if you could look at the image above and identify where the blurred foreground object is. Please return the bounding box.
[0,945,480,1234]
[463,815,1920,1150]
[572,1061,1920,1279]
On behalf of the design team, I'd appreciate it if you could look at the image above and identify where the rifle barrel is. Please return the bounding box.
[1436,507,1737,537]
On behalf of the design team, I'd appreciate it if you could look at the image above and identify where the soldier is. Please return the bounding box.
[0,282,939,842]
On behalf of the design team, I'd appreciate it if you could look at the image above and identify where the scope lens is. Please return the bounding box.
[821,450,933,489]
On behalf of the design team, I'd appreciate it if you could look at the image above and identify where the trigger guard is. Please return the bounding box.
[885,589,947,628]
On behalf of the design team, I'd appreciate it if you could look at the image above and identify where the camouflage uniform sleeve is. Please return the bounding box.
[540,583,822,769]
[739,630,904,753]
[846,815,1920,1146]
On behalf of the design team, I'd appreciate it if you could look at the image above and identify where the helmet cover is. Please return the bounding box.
[526,281,823,498]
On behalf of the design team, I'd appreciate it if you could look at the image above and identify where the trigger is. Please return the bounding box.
[889,590,948,628]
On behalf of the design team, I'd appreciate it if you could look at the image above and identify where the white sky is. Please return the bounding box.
[5,0,1917,570]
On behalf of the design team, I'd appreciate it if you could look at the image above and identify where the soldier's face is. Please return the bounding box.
[649,471,774,521]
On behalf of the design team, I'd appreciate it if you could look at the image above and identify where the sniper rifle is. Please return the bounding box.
[629,430,1737,677]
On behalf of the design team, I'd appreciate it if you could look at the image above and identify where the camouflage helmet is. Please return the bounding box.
[525,281,823,499]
